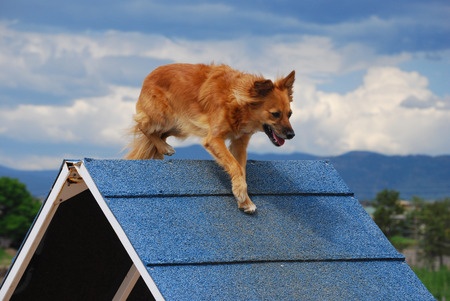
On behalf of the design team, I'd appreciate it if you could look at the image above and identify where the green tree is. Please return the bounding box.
[0,177,41,248]
[373,189,404,238]
[405,196,426,238]
[418,199,450,269]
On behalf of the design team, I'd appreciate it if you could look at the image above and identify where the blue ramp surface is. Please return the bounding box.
[84,159,433,301]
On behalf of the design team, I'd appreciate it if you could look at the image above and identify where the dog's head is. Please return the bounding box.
[249,71,296,147]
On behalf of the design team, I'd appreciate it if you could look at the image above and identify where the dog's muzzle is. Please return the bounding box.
[263,125,295,147]
[284,129,295,140]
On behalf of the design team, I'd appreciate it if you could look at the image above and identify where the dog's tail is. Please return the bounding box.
[124,124,160,159]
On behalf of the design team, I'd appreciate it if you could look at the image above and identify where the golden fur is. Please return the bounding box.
[125,63,295,213]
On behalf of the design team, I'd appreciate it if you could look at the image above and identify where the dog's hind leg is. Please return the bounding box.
[130,108,176,158]
[125,127,159,159]
[143,132,175,158]
[126,129,174,159]
[137,118,175,157]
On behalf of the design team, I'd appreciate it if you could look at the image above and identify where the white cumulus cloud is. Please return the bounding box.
[284,66,450,156]
[0,86,137,145]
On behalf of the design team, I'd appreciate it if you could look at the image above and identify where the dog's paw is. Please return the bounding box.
[238,200,257,214]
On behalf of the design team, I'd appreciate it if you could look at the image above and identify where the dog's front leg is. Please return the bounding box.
[229,134,251,175]
[203,136,257,214]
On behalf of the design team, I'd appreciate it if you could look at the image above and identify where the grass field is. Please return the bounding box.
[0,248,14,267]
[413,266,449,300]
[0,248,15,282]
[389,235,417,251]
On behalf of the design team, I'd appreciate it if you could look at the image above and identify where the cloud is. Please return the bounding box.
[287,67,450,156]
[3,0,449,54]
[0,23,172,107]
[0,21,410,102]
[0,86,137,145]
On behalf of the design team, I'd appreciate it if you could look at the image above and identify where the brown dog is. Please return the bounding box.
[126,63,295,213]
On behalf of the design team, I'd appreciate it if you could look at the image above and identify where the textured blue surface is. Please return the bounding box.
[146,261,432,301]
[84,159,352,197]
[106,195,401,265]
[83,159,433,301]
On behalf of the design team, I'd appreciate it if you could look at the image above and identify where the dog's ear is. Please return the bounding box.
[250,79,274,98]
[282,70,295,90]
[279,70,295,101]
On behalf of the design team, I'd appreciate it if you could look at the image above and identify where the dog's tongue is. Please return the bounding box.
[273,131,285,146]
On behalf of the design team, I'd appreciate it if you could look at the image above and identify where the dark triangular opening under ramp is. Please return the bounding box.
[10,189,154,301]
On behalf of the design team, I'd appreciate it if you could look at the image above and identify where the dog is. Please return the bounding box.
[125,63,295,213]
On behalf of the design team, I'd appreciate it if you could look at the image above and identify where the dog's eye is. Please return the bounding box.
[288,111,292,118]
[271,112,281,118]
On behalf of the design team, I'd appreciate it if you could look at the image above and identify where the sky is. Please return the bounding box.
[1,0,450,170]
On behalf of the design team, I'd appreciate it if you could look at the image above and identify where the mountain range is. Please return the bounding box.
[1,146,449,201]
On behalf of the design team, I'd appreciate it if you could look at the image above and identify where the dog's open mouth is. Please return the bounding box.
[263,124,285,147]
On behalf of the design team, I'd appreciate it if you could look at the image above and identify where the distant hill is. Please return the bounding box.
[1,147,449,201]
[325,151,450,201]
[0,165,57,199]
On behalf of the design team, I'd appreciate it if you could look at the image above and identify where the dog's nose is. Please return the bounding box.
[285,129,295,140]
